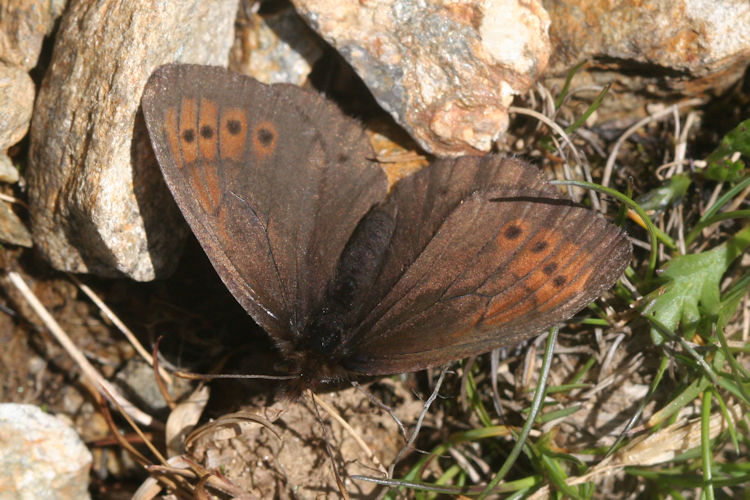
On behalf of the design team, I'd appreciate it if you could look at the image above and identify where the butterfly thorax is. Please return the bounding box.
[276,309,353,391]
[288,206,397,386]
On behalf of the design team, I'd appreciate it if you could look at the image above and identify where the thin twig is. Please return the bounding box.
[7,270,156,428]
[312,392,388,475]
[351,381,407,439]
[388,367,448,478]
[0,192,25,205]
[68,273,172,384]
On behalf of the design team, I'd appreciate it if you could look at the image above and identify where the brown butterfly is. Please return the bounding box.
[141,64,631,390]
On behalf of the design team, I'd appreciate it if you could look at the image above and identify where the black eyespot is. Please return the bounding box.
[542,262,558,275]
[553,276,566,288]
[182,129,195,143]
[200,125,213,139]
[257,127,274,146]
[226,119,242,135]
[532,241,548,253]
[504,225,522,239]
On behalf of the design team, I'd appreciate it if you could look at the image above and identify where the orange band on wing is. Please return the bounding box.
[220,108,247,161]
[251,120,278,160]
[188,162,222,215]
[178,98,198,164]
[197,98,219,161]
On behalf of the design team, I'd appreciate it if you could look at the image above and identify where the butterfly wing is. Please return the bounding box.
[331,156,631,375]
[142,64,388,343]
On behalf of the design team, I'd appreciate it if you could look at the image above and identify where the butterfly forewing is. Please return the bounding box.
[142,64,388,343]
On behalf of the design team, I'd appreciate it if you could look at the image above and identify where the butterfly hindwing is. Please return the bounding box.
[326,157,631,374]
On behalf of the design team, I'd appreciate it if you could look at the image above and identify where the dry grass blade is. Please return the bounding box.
[132,475,165,500]
[138,444,265,498]
[388,367,448,478]
[352,380,408,439]
[509,105,598,209]
[611,404,740,468]
[195,471,260,500]
[602,98,703,191]
[312,392,388,476]
[137,455,204,499]
[165,385,210,457]
[6,270,156,427]
[0,192,26,205]
[528,404,741,499]
[184,409,283,450]
[68,273,172,384]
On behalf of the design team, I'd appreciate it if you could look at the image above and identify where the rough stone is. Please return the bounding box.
[0,62,34,153]
[27,0,239,280]
[0,155,19,183]
[113,358,193,416]
[0,0,66,69]
[0,199,32,247]
[0,403,92,500]
[230,6,324,85]
[291,0,551,156]
[0,0,65,190]
[543,0,750,96]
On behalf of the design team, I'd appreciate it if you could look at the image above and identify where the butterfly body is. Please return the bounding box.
[142,64,631,390]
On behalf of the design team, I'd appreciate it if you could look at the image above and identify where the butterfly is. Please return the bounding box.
[141,64,631,391]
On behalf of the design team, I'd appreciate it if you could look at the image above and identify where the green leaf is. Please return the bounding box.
[703,118,750,182]
[635,173,691,214]
[642,226,750,344]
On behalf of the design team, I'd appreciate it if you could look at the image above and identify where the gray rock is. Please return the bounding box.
[0,404,92,500]
[230,6,324,85]
[113,358,193,416]
[0,197,32,247]
[0,62,34,153]
[27,0,239,280]
[0,0,64,192]
[0,0,66,70]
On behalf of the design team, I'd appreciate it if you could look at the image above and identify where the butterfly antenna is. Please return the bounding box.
[172,370,297,381]
[351,381,407,439]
